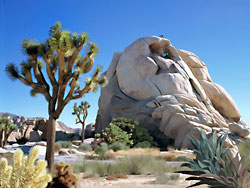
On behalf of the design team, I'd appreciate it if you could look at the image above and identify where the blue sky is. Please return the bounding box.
[0,0,250,128]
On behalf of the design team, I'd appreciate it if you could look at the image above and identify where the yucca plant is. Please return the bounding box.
[5,22,107,171]
[177,130,250,188]
[72,101,90,143]
[0,116,18,147]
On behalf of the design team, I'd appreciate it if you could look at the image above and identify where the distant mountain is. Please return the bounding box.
[0,112,81,134]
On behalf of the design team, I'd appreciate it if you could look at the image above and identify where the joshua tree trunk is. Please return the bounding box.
[0,131,3,147]
[45,115,57,171]
[81,122,85,143]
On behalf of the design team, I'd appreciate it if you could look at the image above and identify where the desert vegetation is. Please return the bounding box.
[5,22,106,170]
[0,117,18,147]
[177,130,250,188]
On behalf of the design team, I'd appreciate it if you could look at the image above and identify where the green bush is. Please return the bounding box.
[108,142,129,152]
[95,123,133,146]
[78,143,93,152]
[56,141,72,148]
[111,117,138,134]
[134,141,153,148]
[132,126,158,147]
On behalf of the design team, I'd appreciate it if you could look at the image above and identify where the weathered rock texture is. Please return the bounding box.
[96,36,249,149]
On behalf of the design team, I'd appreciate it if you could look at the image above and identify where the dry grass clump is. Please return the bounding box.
[73,155,182,177]
[155,173,180,184]
[238,139,250,167]
[109,147,195,161]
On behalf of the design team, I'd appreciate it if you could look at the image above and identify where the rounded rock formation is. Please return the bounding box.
[95,36,249,149]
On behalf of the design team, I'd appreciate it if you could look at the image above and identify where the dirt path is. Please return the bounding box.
[77,174,208,188]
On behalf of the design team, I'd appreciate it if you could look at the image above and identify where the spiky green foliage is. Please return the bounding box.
[5,63,19,80]
[0,117,18,147]
[0,148,52,188]
[5,21,107,170]
[47,162,76,188]
[177,130,250,188]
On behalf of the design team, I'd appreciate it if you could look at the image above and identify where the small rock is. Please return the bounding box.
[59,148,70,156]
[229,122,250,138]
[35,141,47,147]
[68,149,84,155]
[72,140,82,146]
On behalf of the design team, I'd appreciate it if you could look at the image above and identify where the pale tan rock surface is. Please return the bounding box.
[96,36,249,149]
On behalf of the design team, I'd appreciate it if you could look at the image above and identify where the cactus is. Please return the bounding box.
[177,130,250,188]
[0,147,52,188]
[47,162,77,188]
[0,116,18,147]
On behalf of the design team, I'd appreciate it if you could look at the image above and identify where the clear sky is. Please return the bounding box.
[0,0,250,129]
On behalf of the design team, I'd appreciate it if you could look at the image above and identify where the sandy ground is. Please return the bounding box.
[76,174,208,188]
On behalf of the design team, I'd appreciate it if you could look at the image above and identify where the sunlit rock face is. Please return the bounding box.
[95,36,249,149]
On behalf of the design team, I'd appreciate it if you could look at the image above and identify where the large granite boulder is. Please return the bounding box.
[96,36,249,149]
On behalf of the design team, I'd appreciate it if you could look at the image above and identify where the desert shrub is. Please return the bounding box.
[74,154,180,177]
[78,143,93,152]
[56,141,72,148]
[108,142,129,152]
[16,137,29,145]
[95,123,133,146]
[155,173,180,184]
[110,117,137,134]
[54,142,62,153]
[47,162,77,188]
[132,126,158,147]
[94,142,108,155]
[0,147,51,188]
[134,141,153,148]
[238,140,250,167]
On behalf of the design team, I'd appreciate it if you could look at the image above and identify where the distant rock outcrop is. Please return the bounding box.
[0,112,82,142]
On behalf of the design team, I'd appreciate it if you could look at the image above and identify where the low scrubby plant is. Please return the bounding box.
[74,155,181,177]
[56,141,72,148]
[108,142,129,152]
[96,117,159,149]
[132,126,158,148]
[238,139,250,168]
[178,130,250,188]
[134,141,153,148]
[78,143,93,152]
[47,162,77,188]
[95,122,133,146]
[0,147,51,188]
[54,142,62,153]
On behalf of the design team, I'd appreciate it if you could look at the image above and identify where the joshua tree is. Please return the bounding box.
[5,22,106,171]
[72,101,90,143]
[0,116,18,147]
